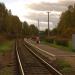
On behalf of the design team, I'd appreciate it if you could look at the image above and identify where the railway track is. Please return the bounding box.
[15,39,63,75]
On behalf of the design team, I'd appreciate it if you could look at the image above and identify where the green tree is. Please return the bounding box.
[10,16,22,38]
[29,24,39,37]
[0,3,8,32]
[57,5,75,39]
[44,29,50,36]
[22,21,29,37]
[0,2,22,38]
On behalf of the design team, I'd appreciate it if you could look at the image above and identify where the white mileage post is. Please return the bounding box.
[72,34,75,49]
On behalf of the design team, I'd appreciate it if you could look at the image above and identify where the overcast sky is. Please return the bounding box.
[0,0,75,30]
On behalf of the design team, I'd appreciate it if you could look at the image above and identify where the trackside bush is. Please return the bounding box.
[55,39,69,47]
[46,38,54,43]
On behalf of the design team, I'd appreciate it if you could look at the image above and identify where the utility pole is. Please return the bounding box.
[21,23,23,38]
[38,19,40,36]
[38,19,40,31]
[47,12,50,37]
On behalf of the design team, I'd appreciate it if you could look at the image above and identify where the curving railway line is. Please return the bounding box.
[15,39,63,75]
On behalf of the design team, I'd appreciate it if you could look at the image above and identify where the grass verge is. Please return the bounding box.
[0,67,14,75]
[41,40,75,52]
[0,40,13,53]
[0,40,14,75]
[55,59,75,75]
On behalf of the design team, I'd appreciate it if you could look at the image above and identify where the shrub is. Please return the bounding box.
[46,38,54,43]
[55,39,69,47]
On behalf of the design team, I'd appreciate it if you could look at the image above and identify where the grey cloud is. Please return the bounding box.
[25,12,48,22]
[39,22,54,30]
[25,0,75,30]
[25,12,60,27]
[27,1,75,12]
[25,12,60,21]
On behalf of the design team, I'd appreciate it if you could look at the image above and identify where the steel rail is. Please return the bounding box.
[24,39,63,75]
[15,42,25,75]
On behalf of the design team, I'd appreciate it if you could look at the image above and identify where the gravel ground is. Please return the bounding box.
[27,39,75,75]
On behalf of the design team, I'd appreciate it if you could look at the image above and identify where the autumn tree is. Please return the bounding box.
[57,5,75,39]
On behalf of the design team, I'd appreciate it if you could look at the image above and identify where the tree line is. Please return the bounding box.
[44,4,75,40]
[0,3,39,38]
[1,2,75,40]
[57,4,75,39]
